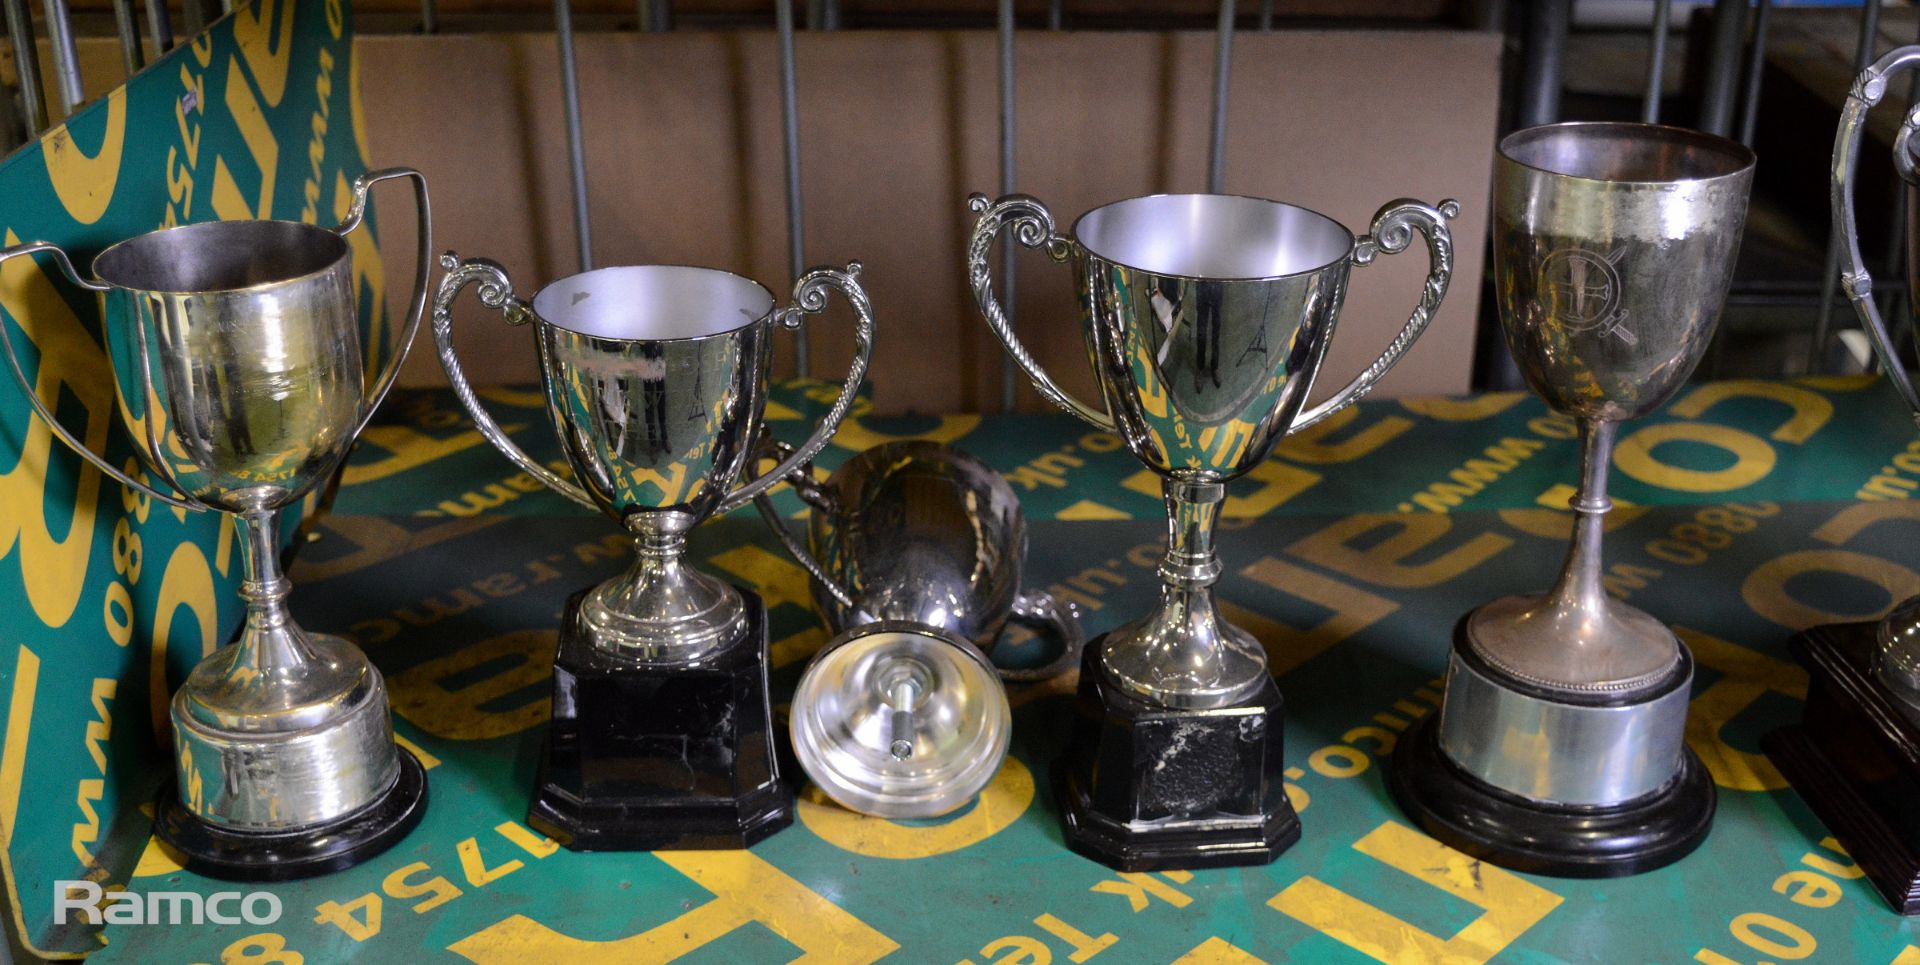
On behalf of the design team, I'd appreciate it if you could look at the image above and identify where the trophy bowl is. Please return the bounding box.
[435,253,873,850]
[755,439,1082,818]
[0,168,434,880]
[1390,121,1754,879]
[969,189,1455,870]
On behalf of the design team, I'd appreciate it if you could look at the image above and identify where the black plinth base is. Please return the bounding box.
[1388,711,1713,878]
[528,586,793,851]
[1764,622,1920,914]
[1051,639,1300,872]
[154,748,428,882]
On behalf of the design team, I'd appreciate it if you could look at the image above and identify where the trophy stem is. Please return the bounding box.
[232,509,320,671]
[578,521,747,662]
[1098,477,1266,709]
[1544,419,1617,620]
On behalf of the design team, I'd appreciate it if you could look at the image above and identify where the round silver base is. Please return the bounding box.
[172,633,402,832]
[1437,617,1693,807]
[581,565,747,664]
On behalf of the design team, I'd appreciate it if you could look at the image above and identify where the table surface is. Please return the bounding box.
[96,376,1920,964]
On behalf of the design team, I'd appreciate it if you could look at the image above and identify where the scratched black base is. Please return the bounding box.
[153,748,429,882]
[1766,622,1920,914]
[1388,712,1715,878]
[528,587,795,851]
[1052,640,1301,872]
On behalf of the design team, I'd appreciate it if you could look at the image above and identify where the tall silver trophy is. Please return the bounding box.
[435,254,872,850]
[755,439,1082,818]
[0,170,434,879]
[1766,45,1920,914]
[969,191,1456,870]
[1390,122,1753,877]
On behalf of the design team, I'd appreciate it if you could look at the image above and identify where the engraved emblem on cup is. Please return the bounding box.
[753,439,1082,817]
[0,169,435,845]
[968,191,1456,710]
[1832,47,1920,709]
[433,256,874,662]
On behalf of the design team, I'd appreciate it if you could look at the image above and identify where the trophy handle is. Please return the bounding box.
[997,590,1085,682]
[1835,46,1920,416]
[1293,197,1459,432]
[714,261,876,514]
[333,167,434,441]
[431,251,598,511]
[0,242,201,511]
[966,192,1116,432]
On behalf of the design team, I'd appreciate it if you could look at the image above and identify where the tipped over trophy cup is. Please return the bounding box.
[434,254,873,850]
[1765,45,1920,914]
[1390,122,1754,877]
[969,190,1456,870]
[753,439,1082,818]
[0,169,434,879]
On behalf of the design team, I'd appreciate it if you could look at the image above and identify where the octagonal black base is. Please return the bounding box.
[1388,712,1713,878]
[1764,622,1920,914]
[1052,638,1300,872]
[528,586,794,851]
[154,747,428,882]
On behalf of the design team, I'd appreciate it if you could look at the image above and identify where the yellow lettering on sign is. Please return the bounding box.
[42,90,127,225]
[1288,513,1510,589]
[1275,405,1414,463]
[231,0,298,107]
[1677,627,1806,791]
[1270,821,1561,965]
[1742,550,1918,631]
[1397,394,1526,421]
[709,543,813,612]
[832,410,980,452]
[1614,423,1775,493]
[1172,937,1268,964]
[1668,381,1834,444]
[0,232,113,628]
[340,425,492,486]
[1237,557,1397,676]
[388,630,554,739]
[147,543,217,743]
[799,757,1033,859]
[446,850,897,963]
[222,56,280,218]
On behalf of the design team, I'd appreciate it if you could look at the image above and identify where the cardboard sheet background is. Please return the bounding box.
[0,0,382,955]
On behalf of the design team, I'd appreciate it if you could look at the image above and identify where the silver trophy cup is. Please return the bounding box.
[1391,121,1754,878]
[969,190,1455,869]
[0,169,434,879]
[754,439,1082,818]
[434,254,872,849]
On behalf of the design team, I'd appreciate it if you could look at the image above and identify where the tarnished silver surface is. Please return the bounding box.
[1473,122,1752,695]
[1830,47,1920,703]
[756,440,1080,817]
[434,257,873,663]
[1437,646,1693,806]
[969,191,1455,709]
[0,168,434,831]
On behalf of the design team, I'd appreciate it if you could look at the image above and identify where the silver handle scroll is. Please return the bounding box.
[966,192,1116,432]
[713,261,875,514]
[334,166,435,444]
[0,242,200,511]
[1293,197,1458,431]
[431,252,598,511]
[1835,46,1920,417]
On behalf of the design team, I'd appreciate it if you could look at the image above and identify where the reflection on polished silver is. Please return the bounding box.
[0,168,434,832]
[968,191,1456,709]
[755,440,1082,817]
[434,255,873,663]
[1832,46,1920,708]
[1440,121,1752,804]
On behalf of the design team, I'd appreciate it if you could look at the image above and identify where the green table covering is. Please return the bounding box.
[95,375,1920,963]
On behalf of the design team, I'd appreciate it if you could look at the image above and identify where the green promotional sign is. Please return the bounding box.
[0,0,379,955]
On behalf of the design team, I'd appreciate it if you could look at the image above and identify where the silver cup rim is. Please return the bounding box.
[1496,120,1756,188]
[93,218,349,296]
[1068,192,1356,283]
[528,262,778,344]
